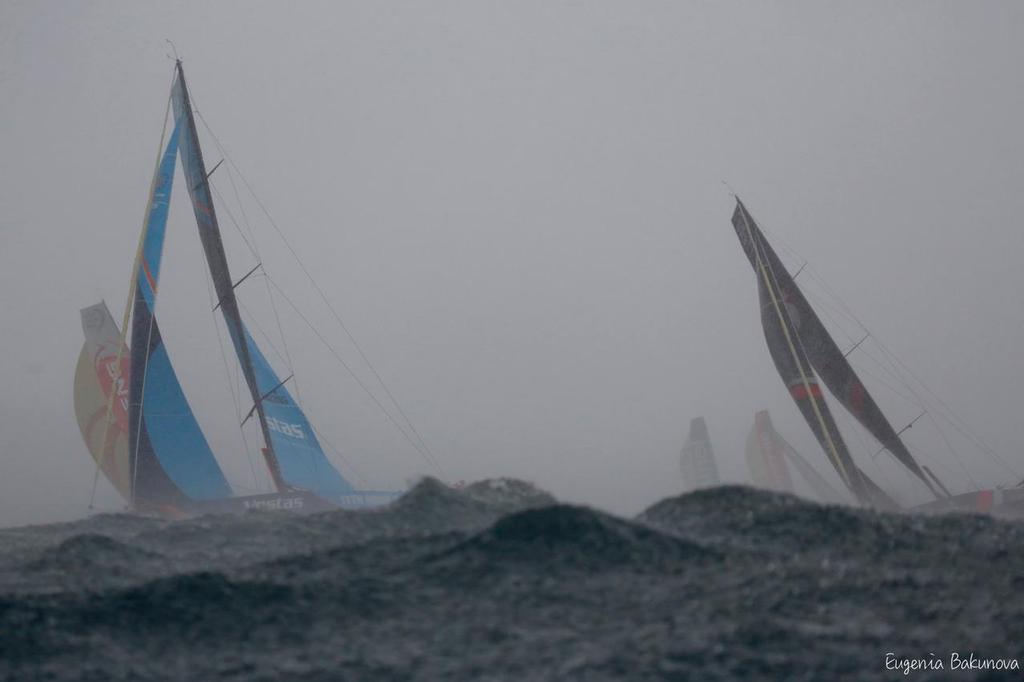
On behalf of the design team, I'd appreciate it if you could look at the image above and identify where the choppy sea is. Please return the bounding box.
[1,479,1021,681]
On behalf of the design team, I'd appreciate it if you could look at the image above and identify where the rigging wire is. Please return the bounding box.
[264,274,446,477]
[210,152,377,488]
[754,210,1021,485]
[189,105,443,476]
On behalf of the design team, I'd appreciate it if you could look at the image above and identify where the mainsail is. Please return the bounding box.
[730,199,940,500]
[732,199,871,504]
[170,61,357,501]
[127,122,232,507]
[745,410,793,493]
[679,417,721,490]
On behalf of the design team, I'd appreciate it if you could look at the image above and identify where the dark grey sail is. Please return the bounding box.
[732,199,872,505]
[730,198,940,500]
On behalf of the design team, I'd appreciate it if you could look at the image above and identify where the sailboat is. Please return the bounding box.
[745,410,845,504]
[679,417,721,491]
[73,61,399,516]
[730,197,1024,516]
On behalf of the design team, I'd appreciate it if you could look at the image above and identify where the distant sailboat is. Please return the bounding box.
[729,197,1024,515]
[679,417,720,491]
[74,61,399,516]
[745,410,794,494]
[746,410,845,504]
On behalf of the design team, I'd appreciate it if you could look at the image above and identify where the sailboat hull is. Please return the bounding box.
[137,490,401,518]
[912,488,1024,518]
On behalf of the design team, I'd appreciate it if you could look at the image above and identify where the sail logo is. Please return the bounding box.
[243,496,304,511]
[96,353,130,430]
[266,416,305,439]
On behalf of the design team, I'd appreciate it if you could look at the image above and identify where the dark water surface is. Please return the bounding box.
[1,480,1021,681]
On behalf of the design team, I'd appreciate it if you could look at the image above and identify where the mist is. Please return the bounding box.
[2,1,1023,527]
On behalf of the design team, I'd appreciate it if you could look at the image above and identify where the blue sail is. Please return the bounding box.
[171,62,359,502]
[129,123,232,505]
[242,327,356,499]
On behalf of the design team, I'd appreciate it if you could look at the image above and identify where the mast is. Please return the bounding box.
[171,61,287,493]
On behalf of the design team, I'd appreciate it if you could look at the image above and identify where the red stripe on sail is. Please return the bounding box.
[976,489,994,512]
[849,380,865,415]
[143,261,158,295]
[790,383,823,400]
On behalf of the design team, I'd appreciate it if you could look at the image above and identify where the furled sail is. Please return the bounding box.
[128,123,232,507]
[731,199,939,500]
[171,61,356,501]
[745,410,793,493]
[74,302,133,500]
[679,417,721,491]
[732,199,870,504]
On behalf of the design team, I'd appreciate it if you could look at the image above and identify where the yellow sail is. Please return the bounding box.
[73,302,132,501]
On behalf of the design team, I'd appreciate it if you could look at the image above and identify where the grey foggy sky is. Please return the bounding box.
[2,1,1023,526]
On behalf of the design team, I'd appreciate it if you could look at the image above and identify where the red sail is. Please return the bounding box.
[746,411,794,493]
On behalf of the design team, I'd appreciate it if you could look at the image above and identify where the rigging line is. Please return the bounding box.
[237,293,290,367]
[872,337,1021,479]
[843,333,871,359]
[237,291,325,482]
[191,108,440,469]
[749,210,876,343]
[799,285,938,413]
[927,412,981,491]
[130,294,159,509]
[217,161,299,404]
[223,160,258,254]
[205,272,262,490]
[871,410,927,458]
[309,424,369,488]
[864,329,1024,477]
[264,274,446,477]
[216,162,305,410]
[799,286,867,346]
[207,180,259,261]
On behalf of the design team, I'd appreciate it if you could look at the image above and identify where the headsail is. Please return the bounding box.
[679,417,721,491]
[171,61,357,501]
[745,410,794,493]
[74,302,133,500]
[732,199,871,504]
[730,199,940,499]
[127,122,232,507]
